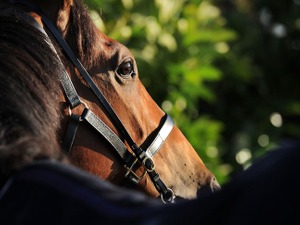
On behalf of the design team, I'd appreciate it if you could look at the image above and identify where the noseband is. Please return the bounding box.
[14,1,176,203]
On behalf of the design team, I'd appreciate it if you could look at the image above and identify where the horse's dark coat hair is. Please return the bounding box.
[0,8,67,187]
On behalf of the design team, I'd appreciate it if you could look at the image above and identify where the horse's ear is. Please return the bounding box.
[62,0,73,9]
[56,0,73,34]
[29,0,73,34]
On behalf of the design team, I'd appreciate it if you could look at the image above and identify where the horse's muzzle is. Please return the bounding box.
[197,177,221,198]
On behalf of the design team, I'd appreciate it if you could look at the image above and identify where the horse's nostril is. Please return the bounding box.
[197,177,221,198]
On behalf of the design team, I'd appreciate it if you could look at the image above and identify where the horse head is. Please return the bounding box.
[23,0,220,201]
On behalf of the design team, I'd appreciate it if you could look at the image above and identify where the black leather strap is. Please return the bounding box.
[62,114,81,153]
[59,71,81,108]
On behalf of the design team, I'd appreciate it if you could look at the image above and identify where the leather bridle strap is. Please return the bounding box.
[14,0,175,203]
[146,115,174,158]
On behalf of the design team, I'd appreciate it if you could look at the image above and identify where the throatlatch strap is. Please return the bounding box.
[62,114,81,153]
[59,71,81,108]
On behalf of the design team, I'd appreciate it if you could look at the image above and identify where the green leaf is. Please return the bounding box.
[198,65,222,80]
[184,29,237,45]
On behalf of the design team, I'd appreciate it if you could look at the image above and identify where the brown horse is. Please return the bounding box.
[8,0,220,201]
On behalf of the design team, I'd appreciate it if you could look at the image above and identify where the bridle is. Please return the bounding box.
[13,1,176,203]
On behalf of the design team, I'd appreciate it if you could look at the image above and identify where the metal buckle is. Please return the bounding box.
[124,158,147,184]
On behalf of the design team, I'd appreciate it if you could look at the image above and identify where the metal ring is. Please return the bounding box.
[68,99,89,116]
[160,188,175,204]
[142,156,155,172]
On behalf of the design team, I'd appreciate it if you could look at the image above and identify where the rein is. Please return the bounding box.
[14,1,176,203]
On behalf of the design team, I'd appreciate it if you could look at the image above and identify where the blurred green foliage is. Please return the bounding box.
[85,0,300,185]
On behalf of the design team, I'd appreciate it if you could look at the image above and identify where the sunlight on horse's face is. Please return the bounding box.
[31,0,220,200]
[73,33,221,199]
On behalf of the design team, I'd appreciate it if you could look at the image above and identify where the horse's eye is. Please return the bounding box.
[116,61,135,77]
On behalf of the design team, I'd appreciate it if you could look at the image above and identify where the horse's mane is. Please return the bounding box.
[0,0,103,187]
[0,10,68,187]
